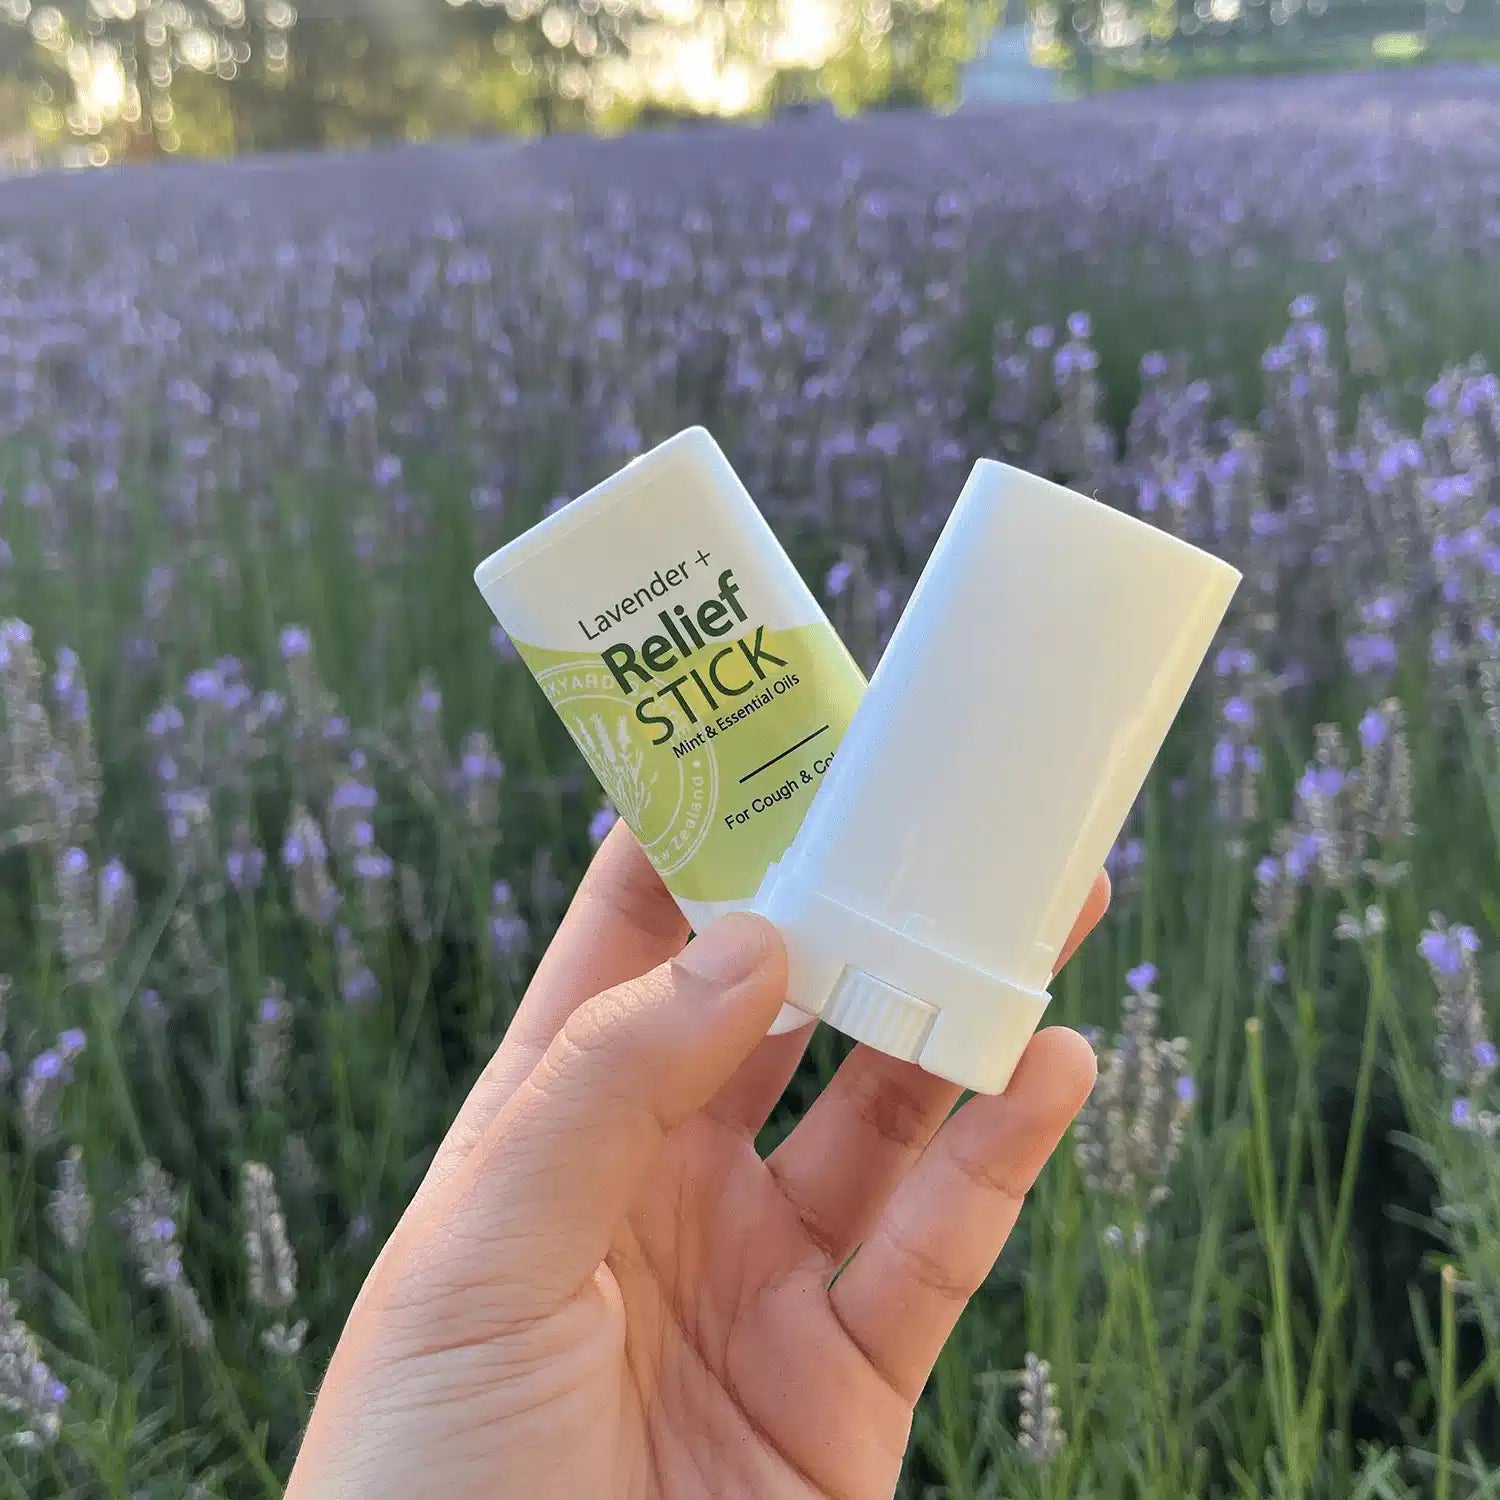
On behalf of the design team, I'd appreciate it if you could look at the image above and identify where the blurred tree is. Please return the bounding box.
[0,0,1007,161]
[728,0,1001,115]
[0,0,301,157]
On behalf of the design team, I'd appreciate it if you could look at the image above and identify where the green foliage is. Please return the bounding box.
[0,0,1000,162]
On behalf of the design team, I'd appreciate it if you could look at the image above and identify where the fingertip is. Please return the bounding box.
[713,908,788,964]
[677,911,784,982]
[1054,869,1111,974]
[669,913,788,1042]
[1013,1026,1098,1112]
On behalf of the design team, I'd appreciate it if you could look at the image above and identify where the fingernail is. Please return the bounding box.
[677,913,770,987]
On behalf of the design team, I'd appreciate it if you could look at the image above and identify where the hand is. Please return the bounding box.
[288,825,1107,1499]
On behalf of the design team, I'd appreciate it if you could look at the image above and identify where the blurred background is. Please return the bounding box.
[3,4,1500,1499]
[3,0,1500,169]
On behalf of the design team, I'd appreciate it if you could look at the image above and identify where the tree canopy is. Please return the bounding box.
[0,0,1005,164]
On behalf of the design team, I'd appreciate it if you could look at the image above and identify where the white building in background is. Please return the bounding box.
[962,0,1058,104]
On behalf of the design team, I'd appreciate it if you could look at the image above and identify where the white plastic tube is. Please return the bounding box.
[754,460,1242,1093]
[473,427,867,1033]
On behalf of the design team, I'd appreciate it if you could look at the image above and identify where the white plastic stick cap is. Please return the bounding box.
[756,460,1241,1093]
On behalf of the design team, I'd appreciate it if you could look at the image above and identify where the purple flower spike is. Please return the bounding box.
[1359,707,1389,749]
[279,626,311,659]
[1126,962,1158,994]
[1420,928,1471,978]
[1211,739,1236,781]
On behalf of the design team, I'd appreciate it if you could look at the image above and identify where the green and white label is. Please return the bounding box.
[517,610,862,903]
[479,432,868,911]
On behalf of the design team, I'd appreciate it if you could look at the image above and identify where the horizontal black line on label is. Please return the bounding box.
[739,724,830,784]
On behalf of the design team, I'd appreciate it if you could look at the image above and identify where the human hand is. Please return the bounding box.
[288,825,1108,1499]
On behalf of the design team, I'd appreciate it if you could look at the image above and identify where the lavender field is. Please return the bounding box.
[2,66,1500,1496]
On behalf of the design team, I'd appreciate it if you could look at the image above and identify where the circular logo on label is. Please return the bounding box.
[535,660,719,878]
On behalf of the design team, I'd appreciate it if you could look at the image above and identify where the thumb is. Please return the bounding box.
[436,913,787,1309]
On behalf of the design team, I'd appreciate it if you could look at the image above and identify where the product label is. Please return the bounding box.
[483,436,867,905]
[516,592,861,902]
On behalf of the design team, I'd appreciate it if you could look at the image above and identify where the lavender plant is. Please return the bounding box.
[0,69,1497,1498]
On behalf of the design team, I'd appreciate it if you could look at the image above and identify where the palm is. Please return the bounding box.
[599,1111,914,1499]
[290,829,1104,1500]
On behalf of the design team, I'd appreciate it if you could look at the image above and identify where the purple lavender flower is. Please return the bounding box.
[353,850,393,882]
[1281,835,1312,883]
[334,925,379,1006]
[283,805,339,927]
[490,880,530,960]
[226,826,267,893]
[1214,647,1255,677]
[185,667,224,702]
[588,801,618,846]
[1298,764,1345,801]
[0,1282,66,1446]
[247,982,291,1107]
[1075,966,1191,1230]
[123,1161,212,1347]
[1420,923,1480,978]
[20,1033,83,1146]
[1423,917,1494,1099]
[1346,634,1399,675]
[1359,707,1388,748]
